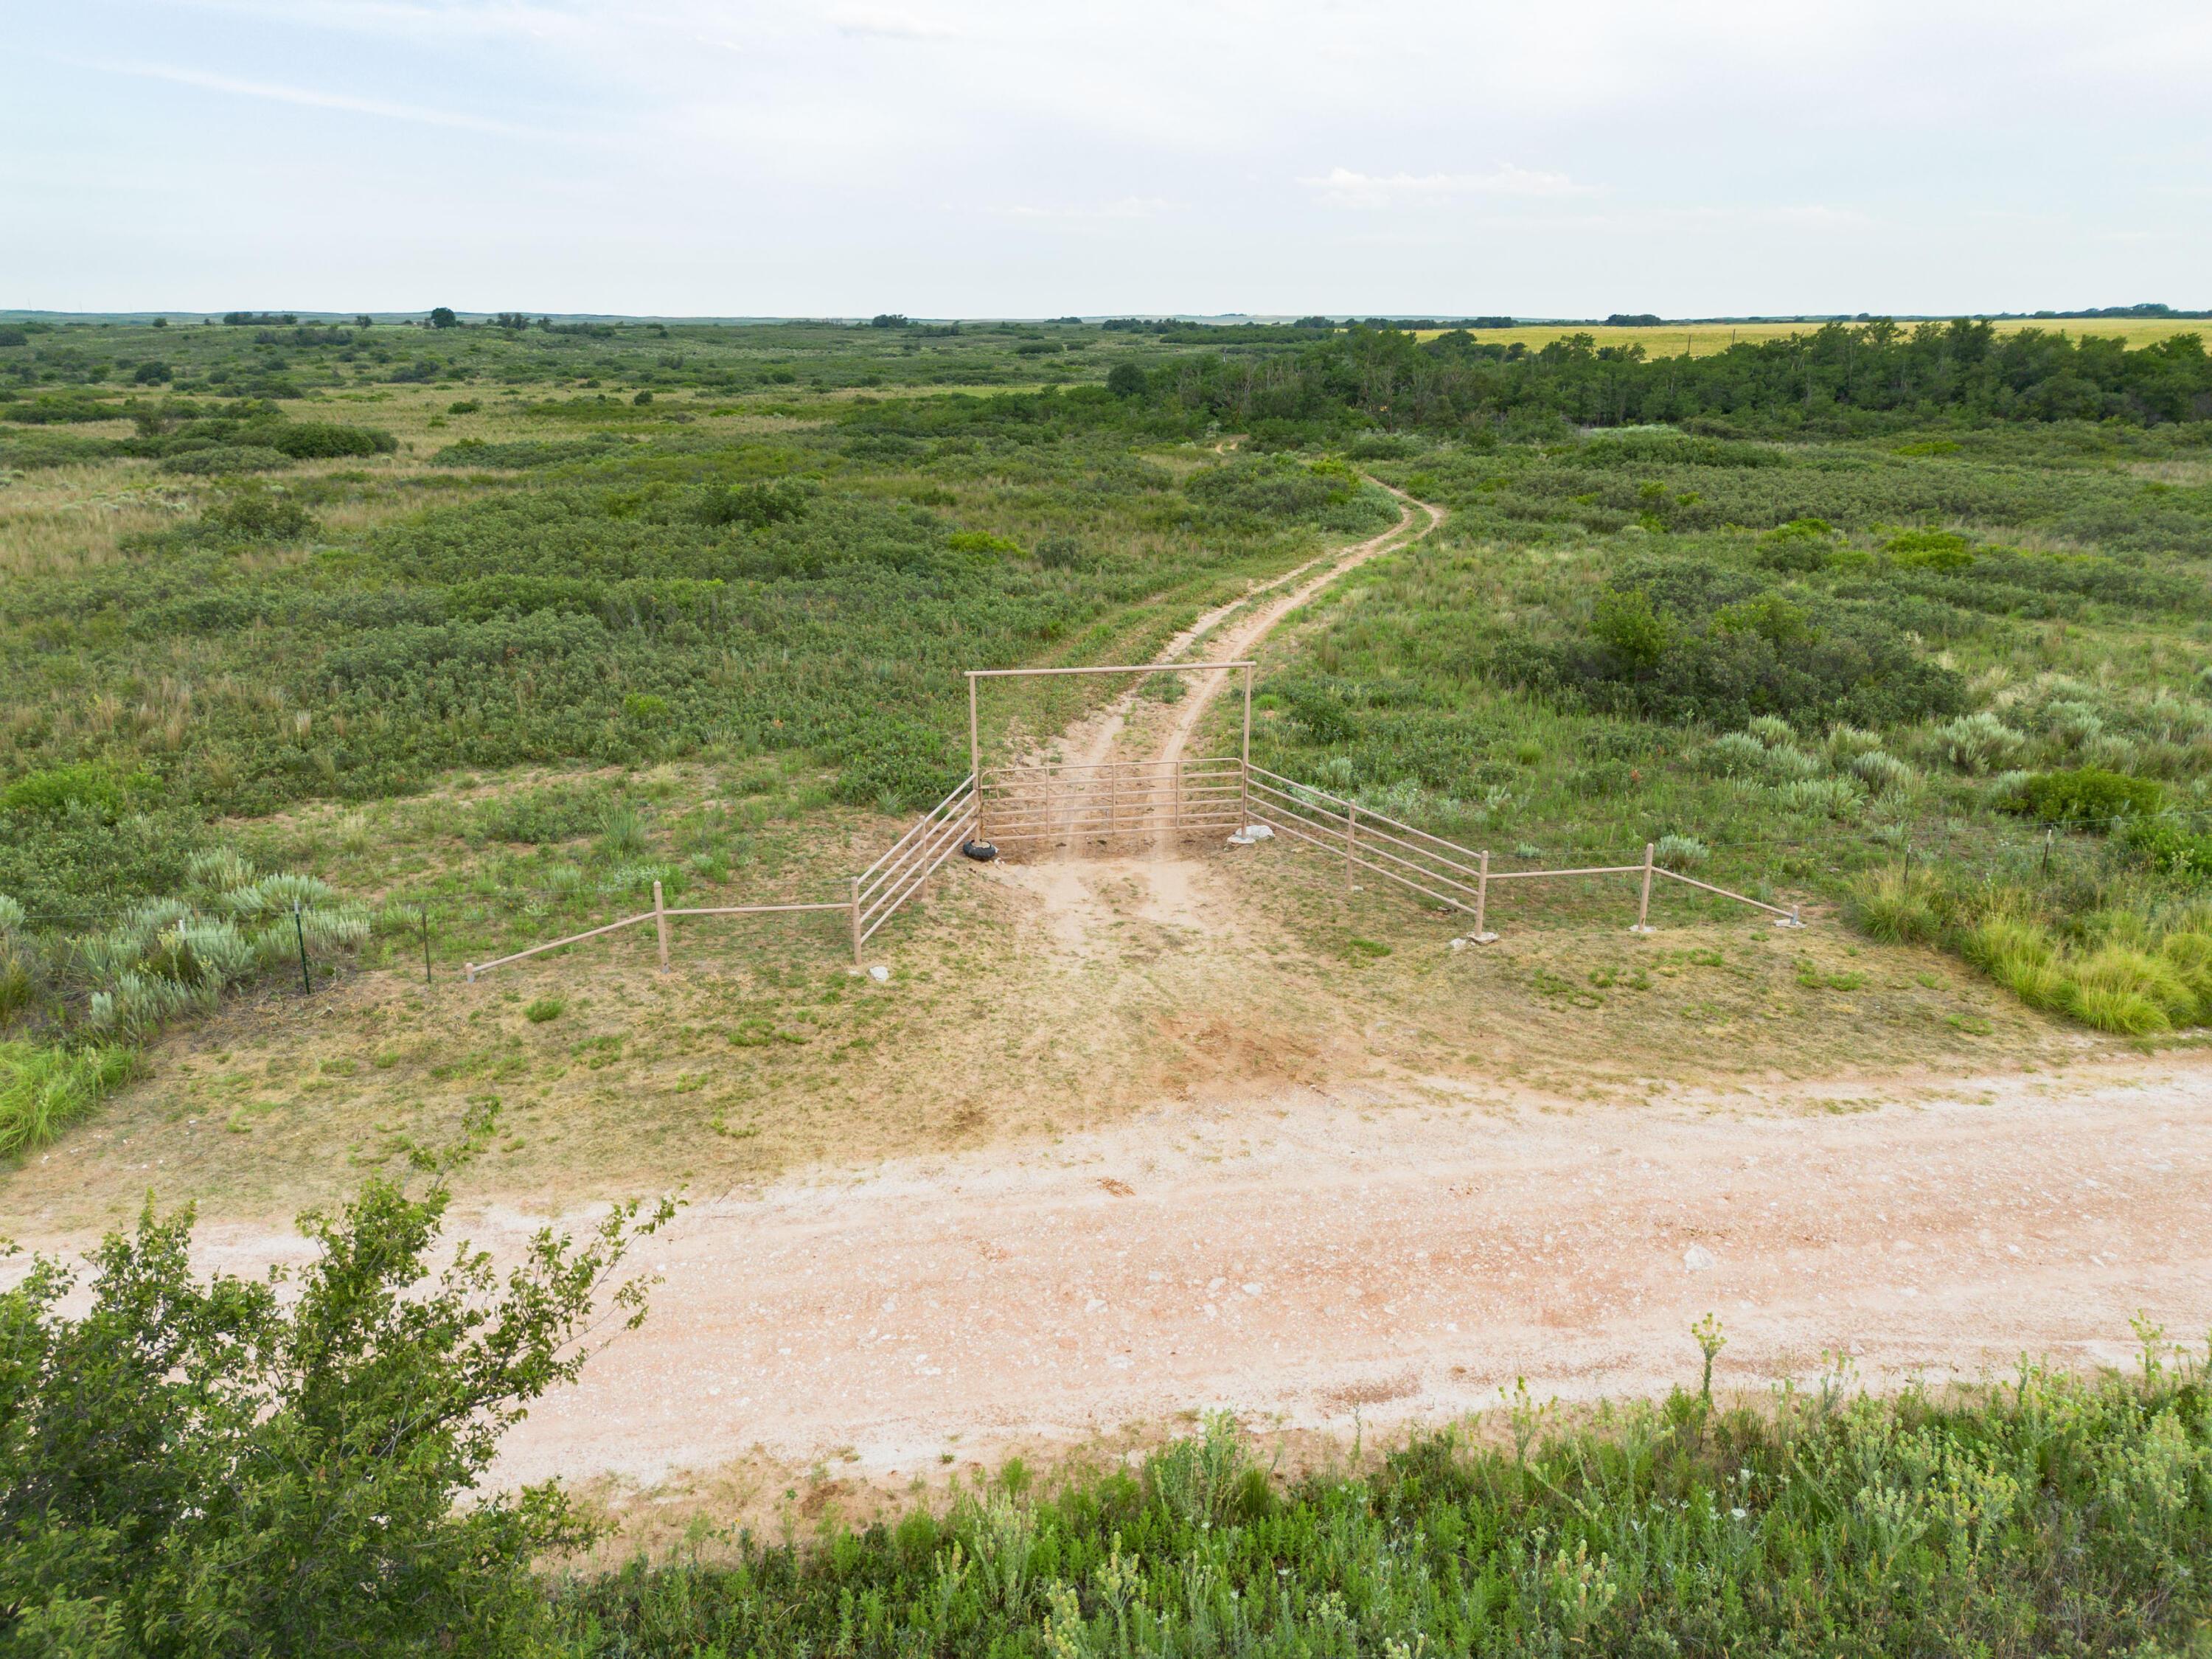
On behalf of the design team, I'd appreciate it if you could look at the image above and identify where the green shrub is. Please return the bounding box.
[159,445,293,476]
[693,479,810,529]
[523,997,566,1023]
[2121,814,2212,880]
[264,421,397,459]
[1887,528,1975,568]
[1654,833,1708,871]
[945,530,1020,554]
[198,485,316,542]
[473,785,607,845]
[1754,518,1837,571]
[2,762,136,818]
[2015,767,2165,825]
[0,1164,670,1650]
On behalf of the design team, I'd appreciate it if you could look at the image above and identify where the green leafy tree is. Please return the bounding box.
[0,1124,672,1655]
[428,307,459,330]
[1590,587,1672,670]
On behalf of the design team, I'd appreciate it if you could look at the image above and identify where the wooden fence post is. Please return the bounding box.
[1632,844,1657,934]
[1345,801,1357,891]
[850,875,863,967]
[653,880,671,973]
[1475,849,1493,942]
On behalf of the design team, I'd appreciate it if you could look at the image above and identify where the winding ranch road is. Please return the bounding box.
[484,1051,2212,1487]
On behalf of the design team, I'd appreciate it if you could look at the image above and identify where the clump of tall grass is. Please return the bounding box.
[0,1040,135,1160]
[2066,945,2196,1036]
[1845,866,1946,945]
[1654,833,1709,872]
[1864,873,2212,1037]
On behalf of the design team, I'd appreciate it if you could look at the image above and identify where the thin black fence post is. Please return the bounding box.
[293,901,312,994]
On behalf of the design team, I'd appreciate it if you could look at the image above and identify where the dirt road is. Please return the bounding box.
[468,1050,2208,1488]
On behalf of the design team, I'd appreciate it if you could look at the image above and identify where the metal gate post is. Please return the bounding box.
[653,880,672,973]
[1473,849,1498,943]
[1632,843,1657,934]
[967,672,984,844]
[850,874,863,966]
[1239,663,1253,829]
[1346,802,1357,891]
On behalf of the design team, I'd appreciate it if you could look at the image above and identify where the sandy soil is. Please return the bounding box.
[32,1048,2205,1499]
[516,1050,2211,1489]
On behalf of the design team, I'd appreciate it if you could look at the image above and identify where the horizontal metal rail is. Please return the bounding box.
[667,902,851,918]
[1245,778,1487,886]
[1248,766,1493,866]
[465,897,847,980]
[1245,803,1478,914]
[1242,763,1804,936]
[1657,866,1797,920]
[859,774,976,893]
[859,802,975,913]
[466,912,655,978]
[859,803,976,933]
[860,809,977,945]
[967,662,1254,679]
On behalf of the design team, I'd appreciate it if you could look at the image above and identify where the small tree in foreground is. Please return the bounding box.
[0,1118,672,1655]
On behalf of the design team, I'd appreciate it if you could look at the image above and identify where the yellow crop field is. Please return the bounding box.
[1410,316,2206,357]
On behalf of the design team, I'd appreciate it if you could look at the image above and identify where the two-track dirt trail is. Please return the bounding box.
[982,481,1440,933]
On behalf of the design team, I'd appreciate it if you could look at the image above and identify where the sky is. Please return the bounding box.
[7,0,2211,319]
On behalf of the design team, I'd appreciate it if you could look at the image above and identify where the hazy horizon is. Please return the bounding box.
[9,1,2211,317]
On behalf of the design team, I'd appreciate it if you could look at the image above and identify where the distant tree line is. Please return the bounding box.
[1103,319,2212,432]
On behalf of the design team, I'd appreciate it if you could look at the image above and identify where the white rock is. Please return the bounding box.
[1241,823,1274,841]
[868,964,891,982]
[1450,937,1468,951]
[1683,1245,1717,1272]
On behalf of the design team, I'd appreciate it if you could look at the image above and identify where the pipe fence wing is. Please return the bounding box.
[459,680,1805,984]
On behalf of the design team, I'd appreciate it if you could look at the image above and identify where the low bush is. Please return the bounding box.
[159,445,293,476]
[264,420,397,459]
[1886,527,1975,568]
[2014,766,2165,825]
[197,485,316,543]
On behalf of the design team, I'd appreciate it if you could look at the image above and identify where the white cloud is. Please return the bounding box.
[1300,165,1594,209]
[63,56,541,135]
[828,5,956,39]
[997,197,1177,222]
